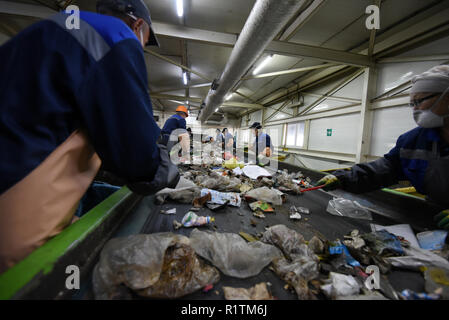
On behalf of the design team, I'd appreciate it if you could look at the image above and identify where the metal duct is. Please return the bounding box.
[198,0,307,123]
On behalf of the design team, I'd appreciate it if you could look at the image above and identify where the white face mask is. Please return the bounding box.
[413,87,449,128]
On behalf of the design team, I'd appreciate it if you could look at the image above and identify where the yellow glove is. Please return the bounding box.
[314,174,341,191]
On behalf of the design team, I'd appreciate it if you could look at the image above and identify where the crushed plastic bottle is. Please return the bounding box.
[181,211,215,227]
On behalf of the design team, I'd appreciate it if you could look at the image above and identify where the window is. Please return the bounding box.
[284,121,305,148]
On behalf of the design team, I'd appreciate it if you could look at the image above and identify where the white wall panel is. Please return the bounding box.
[308,113,360,154]
[369,106,417,156]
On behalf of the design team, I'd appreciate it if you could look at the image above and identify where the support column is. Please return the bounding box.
[356,67,377,163]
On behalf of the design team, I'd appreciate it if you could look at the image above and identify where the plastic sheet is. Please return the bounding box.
[92,233,220,299]
[417,230,448,250]
[189,229,282,279]
[385,245,449,271]
[246,187,285,206]
[223,282,274,300]
[326,198,373,220]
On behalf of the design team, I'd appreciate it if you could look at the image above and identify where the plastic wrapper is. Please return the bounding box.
[181,211,215,227]
[189,229,282,279]
[246,187,285,206]
[223,282,274,300]
[201,188,241,207]
[362,230,404,256]
[92,233,220,299]
[329,240,361,268]
[326,198,373,220]
[249,201,274,213]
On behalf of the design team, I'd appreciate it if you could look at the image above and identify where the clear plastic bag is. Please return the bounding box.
[189,229,283,278]
[326,198,373,220]
[92,233,220,299]
[246,187,285,206]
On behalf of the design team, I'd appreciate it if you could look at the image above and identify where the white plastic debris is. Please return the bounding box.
[290,213,302,220]
[201,188,241,207]
[321,272,361,299]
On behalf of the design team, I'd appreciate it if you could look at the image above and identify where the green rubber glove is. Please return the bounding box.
[434,209,449,230]
[314,174,341,191]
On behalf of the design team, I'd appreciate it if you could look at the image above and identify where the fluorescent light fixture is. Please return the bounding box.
[183,72,188,85]
[215,108,219,112]
[225,93,233,101]
[253,54,273,75]
[176,0,184,17]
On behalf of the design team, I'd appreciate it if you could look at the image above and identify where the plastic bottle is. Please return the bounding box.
[181,211,215,227]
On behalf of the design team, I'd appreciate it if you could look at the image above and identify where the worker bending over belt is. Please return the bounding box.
[0,0,180,273]
[161,105,190,161]
[316,65,449,230]
[249,122,273,165]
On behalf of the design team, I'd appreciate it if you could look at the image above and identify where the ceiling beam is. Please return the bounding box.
[0,1,55,18]
[279,0,327,41]
[242,63,337,80]
[149,93,263,109]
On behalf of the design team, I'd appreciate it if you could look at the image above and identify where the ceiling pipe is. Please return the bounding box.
[198,0,307,123]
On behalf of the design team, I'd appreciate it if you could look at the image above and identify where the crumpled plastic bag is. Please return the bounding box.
[189,229,282,278]
[262,225,320,299]
[92,233,220,299]
[246,187,285,206]
[155,177,201,204]
[321,272,362,299]
[223,282,274,300]
[262,225,306,259]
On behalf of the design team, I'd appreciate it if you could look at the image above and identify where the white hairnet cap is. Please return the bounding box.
[411,65,449,93]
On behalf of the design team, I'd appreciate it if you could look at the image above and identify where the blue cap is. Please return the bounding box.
[97,0,160,47]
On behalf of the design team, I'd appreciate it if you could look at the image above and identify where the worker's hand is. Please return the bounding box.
[434,209,449,230]
[314,174,341,191]
[128,144,180,195]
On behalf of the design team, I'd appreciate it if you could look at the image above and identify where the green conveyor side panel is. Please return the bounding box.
[0,187,132,300]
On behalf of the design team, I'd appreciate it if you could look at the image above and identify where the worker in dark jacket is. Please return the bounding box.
[0,0,180,272]
[316,65,449,229]
[161,105,190,161]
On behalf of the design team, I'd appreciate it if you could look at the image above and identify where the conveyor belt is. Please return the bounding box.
[139,178,427,299]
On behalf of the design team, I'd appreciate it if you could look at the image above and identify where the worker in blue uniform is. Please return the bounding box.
[0,0,180,272]
[316,65,449,230]
[249,122,273,165]
[161,105,190,161]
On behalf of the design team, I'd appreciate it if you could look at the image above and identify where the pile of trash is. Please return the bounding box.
[92,221,449,300]
[103,160,449,300]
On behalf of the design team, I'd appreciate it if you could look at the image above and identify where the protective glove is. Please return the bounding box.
[314,174,341,191]
[128,143,180,196]
[434,209,449,230]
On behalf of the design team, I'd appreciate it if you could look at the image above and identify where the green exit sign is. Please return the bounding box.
[327,129,333,136]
